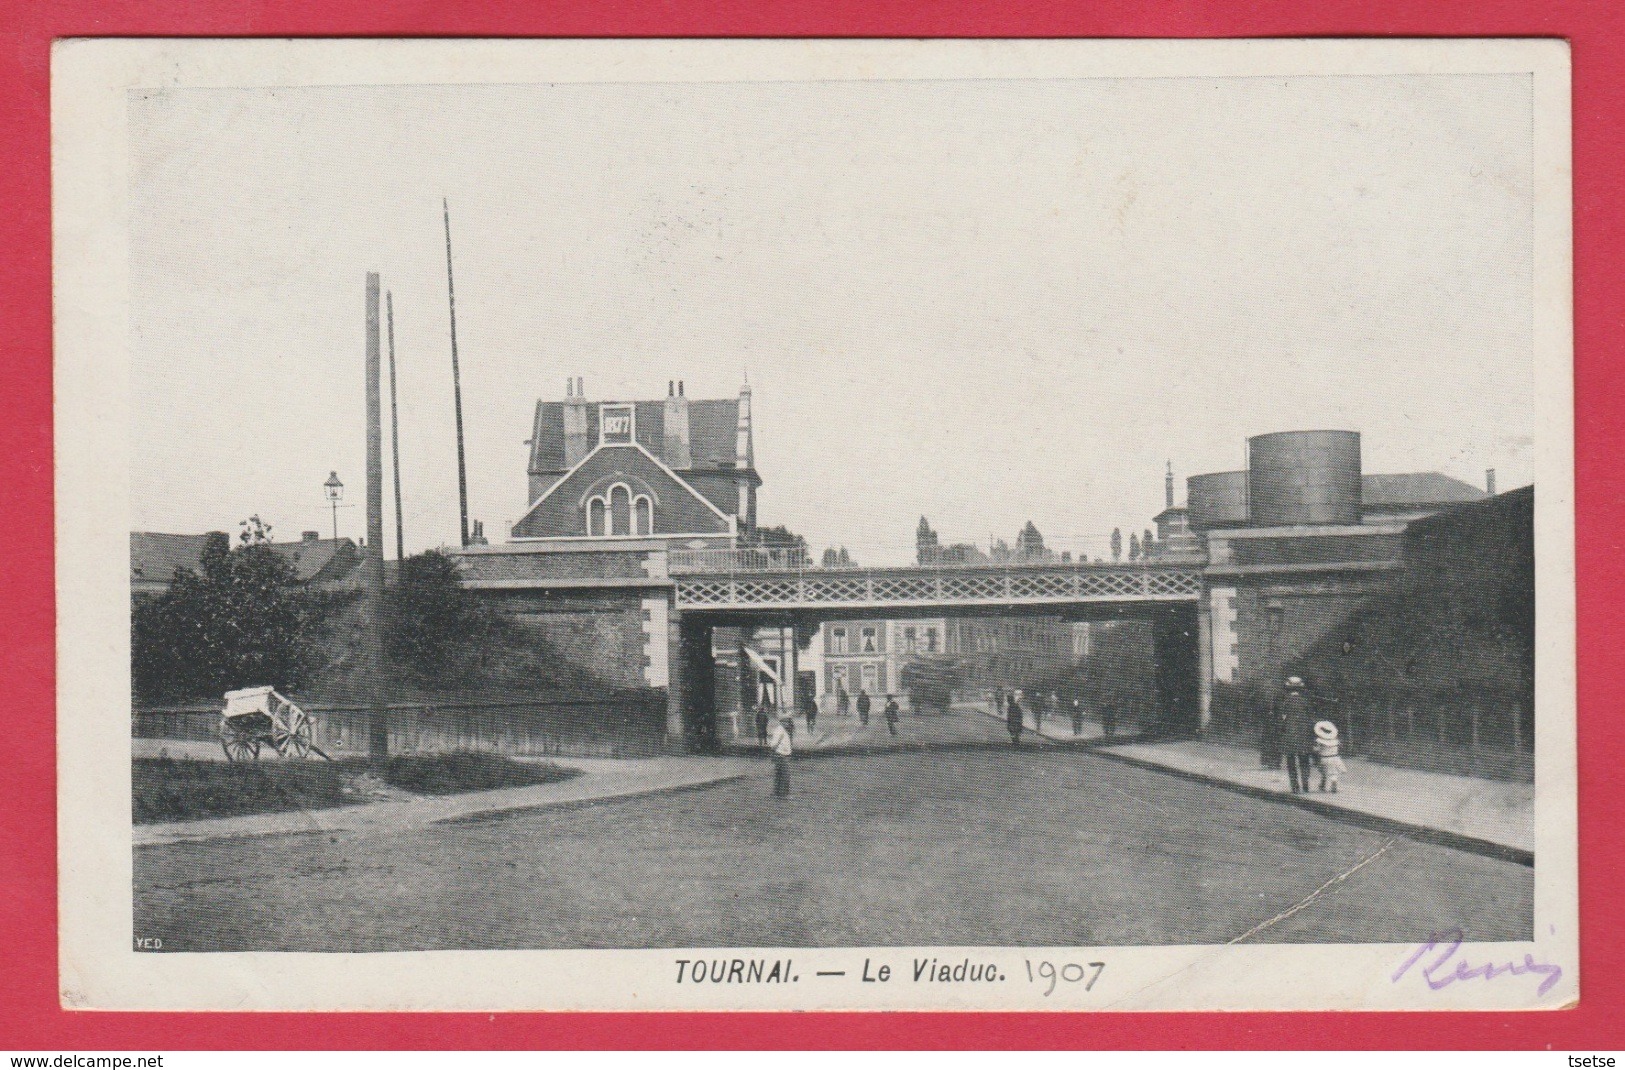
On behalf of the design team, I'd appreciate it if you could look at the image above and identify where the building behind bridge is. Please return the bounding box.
[815,518,1085,707]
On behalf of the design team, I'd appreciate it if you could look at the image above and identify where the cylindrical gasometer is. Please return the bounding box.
[1187,471,1250,531]
[1246,430,1362,526]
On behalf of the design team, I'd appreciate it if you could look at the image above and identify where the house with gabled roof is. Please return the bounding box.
[131,530,360,599]
[512,377,758,546]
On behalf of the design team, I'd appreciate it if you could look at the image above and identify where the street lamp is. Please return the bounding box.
[324,471,344,542]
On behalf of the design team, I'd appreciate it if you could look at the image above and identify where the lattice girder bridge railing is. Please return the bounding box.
[672,564,1203,612]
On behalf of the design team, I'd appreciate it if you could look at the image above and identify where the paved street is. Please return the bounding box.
[724,703,1040,752]
[135,710,1531,952]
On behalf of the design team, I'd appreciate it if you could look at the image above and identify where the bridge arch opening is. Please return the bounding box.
[673,599,1202,753]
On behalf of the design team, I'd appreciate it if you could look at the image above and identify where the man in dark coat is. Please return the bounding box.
[1260,694,1286,770]
[856,688,871,726]
[883,694,901,737]
[1276,676,1317,794]
[1006,690,1025,746]
[755,700,770,746]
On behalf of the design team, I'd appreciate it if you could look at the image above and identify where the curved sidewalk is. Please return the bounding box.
[134,755,755,848]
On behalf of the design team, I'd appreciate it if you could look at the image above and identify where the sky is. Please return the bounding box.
[127,73,1535,565]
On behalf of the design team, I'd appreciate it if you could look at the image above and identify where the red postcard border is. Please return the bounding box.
[2,0,1619,1050]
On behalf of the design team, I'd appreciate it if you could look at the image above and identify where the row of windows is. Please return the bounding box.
[829,662,885,694]
[826,625,939,655]
[584,484,654,537]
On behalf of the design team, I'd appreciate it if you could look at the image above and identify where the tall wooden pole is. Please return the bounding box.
[444,198,470,548]
[386,290,405,563]
[364,273,389,762]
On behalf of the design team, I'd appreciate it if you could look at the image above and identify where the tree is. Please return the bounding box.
[132,523,322,702]
[386,549,504,684]
[1128,533,1141,561]
[239,514,274,547]
[1110,527,1123,562]
[821,546,855,568]
[745,523,810,565]
[1143,528,1156,558]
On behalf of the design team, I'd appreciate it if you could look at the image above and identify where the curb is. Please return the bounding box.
[964,704,1147,750]
[1089,745,1534,868]
[432,772,753,826]
[135,766,754,847]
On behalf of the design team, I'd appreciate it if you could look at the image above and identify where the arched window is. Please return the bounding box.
[634,495,654,535]
[587,497,606,536]
[609,484,632,536]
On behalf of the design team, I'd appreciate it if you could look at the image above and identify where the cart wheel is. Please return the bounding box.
[289,715,313,757]
[221,725,260,762]
[283,718,313,759]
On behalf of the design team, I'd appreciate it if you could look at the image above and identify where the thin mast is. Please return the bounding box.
[386,290,405,563]
[363,273,388,762]
[443,197,470,549]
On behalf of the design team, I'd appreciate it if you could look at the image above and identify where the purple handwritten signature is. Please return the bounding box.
[1392,929,1563,997]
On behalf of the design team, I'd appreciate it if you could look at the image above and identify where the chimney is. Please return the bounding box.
[663,374,692,469]
[735,380,755,527]
[302,530,320,542]
[1486,468,1497,496]
[563,375,591,468]
[567,378,574,398]
[1165,460,1175,510]
[576,376,584,397]
[736,379,753,468]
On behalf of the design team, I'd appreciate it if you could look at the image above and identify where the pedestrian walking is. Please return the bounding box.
[1275,676,1317,794]
[1259,695,1285,770]
[1033,690,1045,729]
[768,714,793,798]
[857,689,871,726]
[1313,720,1346,793]
[1006,690,1025,746]
[883,694,901,737]
[836,686,850,718]
[755,700,770,747]
[1070,698,1084,736]
[804,689,818,734]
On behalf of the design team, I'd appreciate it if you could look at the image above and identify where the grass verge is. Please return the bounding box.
[380,751,582,796]
[133,752,582,824]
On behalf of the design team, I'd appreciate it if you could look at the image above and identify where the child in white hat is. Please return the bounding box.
[1313,720,1346,793]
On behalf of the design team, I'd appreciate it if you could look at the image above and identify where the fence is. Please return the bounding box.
[1206,682,1533,782]
[133,691,669,760]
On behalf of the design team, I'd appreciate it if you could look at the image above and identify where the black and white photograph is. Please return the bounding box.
[53,37,1575,1011]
